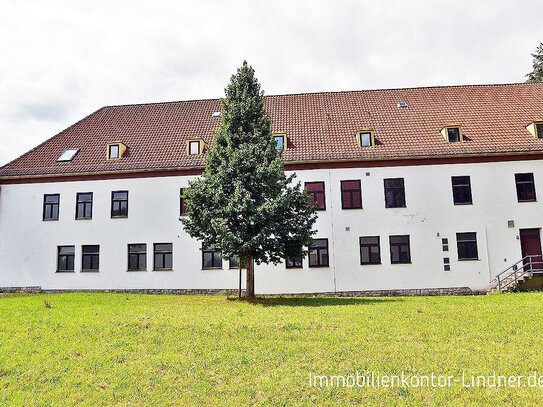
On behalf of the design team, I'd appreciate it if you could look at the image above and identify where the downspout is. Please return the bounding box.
[328,169,338,293]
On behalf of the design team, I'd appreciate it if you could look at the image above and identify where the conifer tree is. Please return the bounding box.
[526,42,543,83]
[181,61,317,299]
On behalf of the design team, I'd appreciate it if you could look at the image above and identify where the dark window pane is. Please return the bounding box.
[452,176,472,205]
[456,232,478,260]
[305,182,326,210]
[537,123,543,139]
[447,127,461,143]
[384,179,406,208]
[390,235,411,264]
[43,194,60,220]
[360,236,381,265]
[515,173,536,202]
[341,180,362,209]
[76,193,93,219]
[309,239,329,267]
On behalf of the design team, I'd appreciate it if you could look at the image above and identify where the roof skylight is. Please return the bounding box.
[57,149,79,162]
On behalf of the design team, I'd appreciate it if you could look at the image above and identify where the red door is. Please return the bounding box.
[520,229,543,271]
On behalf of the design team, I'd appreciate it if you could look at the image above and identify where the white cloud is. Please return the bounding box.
[0,0,542,165]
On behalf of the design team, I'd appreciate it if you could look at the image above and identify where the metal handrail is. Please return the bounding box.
[490,255,543,292]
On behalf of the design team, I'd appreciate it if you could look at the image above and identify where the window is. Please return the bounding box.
[188,140,200,155]
[384,178,406,208]
[451,176,472,205]
[76,193,93,219]
[515,173,537,202]
[341,180,362,209]
[57,149,79,162]
[286,256,303,269]
[309,239,329,267]
[111,191,128,218]
[359,236,381,265]
[537,123,543,139]
[108,144,120,160]
[43,194,60,220]
[154,243,173,271]
[180,188,188,216]
[305,182,326,210]
[456,232,478,260]
[82,245,99,271]
[229,254,240,269]
[446,127,461,143]
[357,131,374,147]
[444,257,450,271]
[273,134,286,151]
[390,235,411,264]
[57,246,75,272]
[128,244,147,271]
[442,238,449,252]
[202,247,222,269]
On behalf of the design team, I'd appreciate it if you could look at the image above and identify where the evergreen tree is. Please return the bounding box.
[526,42,543,83]
[181,61,317,299]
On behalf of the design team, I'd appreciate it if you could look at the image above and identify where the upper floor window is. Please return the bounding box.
[360,236,381,265]
[154,243,173,271]
[107,143,126,160]
[384,178,406,208]
[357,131,374,147]
[273,134,286,151]
[451,176,472,205]
[57,246,75,272]
[202,247,222,269]
[111,191,128,218]
[309,238,329,267]
[515,173,537,202]
[82,245,100,272]
[390,235,411,264]
[76,193,93,219]
[446,127,461,143]
[526,121,543,139]
[180,188,188,216]
[456,232,478,260]
[537,123,543,139]
[305,181,326,210]
[341,180,362,209]
[43,194,60,221]
[188,140,204,155]
[229,254,240,269]
[128,244,147,271]
[57,149,79,162]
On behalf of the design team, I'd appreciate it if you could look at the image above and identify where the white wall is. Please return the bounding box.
[0,159,541,293]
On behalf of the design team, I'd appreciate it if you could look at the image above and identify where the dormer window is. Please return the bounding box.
[527,121,543,139]
[57,149,79,162]
[356,131,375,148]
[187,139,206,156]
[107,142,127,160]
[441,126,463,143]
[273,134,286,151]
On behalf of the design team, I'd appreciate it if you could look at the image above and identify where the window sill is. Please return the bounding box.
[361,262,382,266]
[81,270,99,273]
[308,265,330,268]
[111,216,128,219]
[127,269,147,272]
[286,267,303,269]
[518,200,537,203]
[75,217,92,221]
[202,267,223,270]
[385,206,407,209]
[453,203,473,206]
[342,207,363,210]
[458,258,480,261]
[42,219,59,222]
[153,269,173,272]
[391,262,412,265]
[56,270,75,273]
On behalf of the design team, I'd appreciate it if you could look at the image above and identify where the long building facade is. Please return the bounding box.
[1,83,543,294]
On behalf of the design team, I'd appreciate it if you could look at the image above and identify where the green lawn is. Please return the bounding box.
[1,293,543,406]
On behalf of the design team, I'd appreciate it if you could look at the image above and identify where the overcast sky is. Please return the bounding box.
[1,0,542,165]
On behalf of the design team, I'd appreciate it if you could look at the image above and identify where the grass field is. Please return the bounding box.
[1,292,543,406]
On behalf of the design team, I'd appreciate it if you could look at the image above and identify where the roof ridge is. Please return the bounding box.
[100,82,542,109]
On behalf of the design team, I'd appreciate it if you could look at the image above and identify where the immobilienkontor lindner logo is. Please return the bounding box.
[309,371,543,388]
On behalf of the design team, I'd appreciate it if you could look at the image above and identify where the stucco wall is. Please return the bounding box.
[0,159,541,293]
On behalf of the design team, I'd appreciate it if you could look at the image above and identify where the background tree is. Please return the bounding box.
[181,61,317,299]
[526,42,543,83]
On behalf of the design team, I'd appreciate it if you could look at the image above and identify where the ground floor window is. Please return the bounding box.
[456,232,478,260]
[286,255,303,269]
[57,246,75,272]
[82,245,100,271]
[154,243,173,270]
[203,247,223,269]
[128,244,147,271]
[390,235,411,264]
[229,254,239,269]
[360,236,381,265]
[309,239,329,267]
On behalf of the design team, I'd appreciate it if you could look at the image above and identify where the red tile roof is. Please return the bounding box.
[2,82,543,180]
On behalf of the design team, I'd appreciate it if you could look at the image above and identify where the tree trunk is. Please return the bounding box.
[245,254,255,299]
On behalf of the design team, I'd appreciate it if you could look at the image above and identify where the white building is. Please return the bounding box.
[1,83,543,295]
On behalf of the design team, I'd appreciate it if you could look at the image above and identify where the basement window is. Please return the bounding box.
[273,134,286,151]
[57,149,79,162]
[357,131,374,147]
